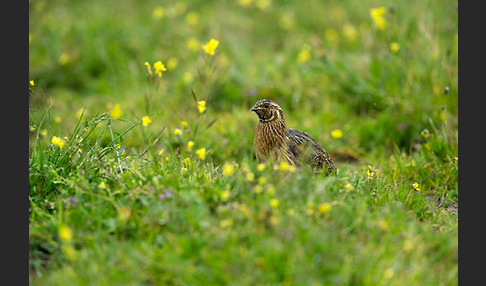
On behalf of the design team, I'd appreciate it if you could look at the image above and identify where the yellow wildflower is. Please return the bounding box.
[153,61,167,77]
[239,204,252,218]
[186,37,200,51]
[185,12,199,26]
[181,121,188,128]
[367,165,376,179]
[62,245,77,261]
[439,110,447,121]
[152,6,164,20]
[318,203,332,214]
[109,103,122,119]
[222,162,235,177]
[54,116,62,123]
[183,72,194,83]
[288,165,296,172]
[257,163,266,171]
[412,182,421,192]
[253,185,263,194]
[421,129,430,138]
[389,42,400,53]
[342,24,358,42]
[202,39,219,55]
[331,129,343,139]
[173,2,187,15]
[184,157,191,165]
[238,0,252,7]
[195,147,206,160]
[241,163,251,173]
[270,215,279,225]
[383,267,394,279]
[58,225,73,242]
[167,57,178,70]
[297,45,311,64]
[453,156,458,161]
[278,161,295,172]
[270,199,279,208]
[219,218,233,228]
[378,219,389,230]
[279,12,294,30]
[58,53,70,65]
[29,80,35,86]
[256,0,271,10]
[266,184,276,196]
[279,161,290,171]
[403,238,414,252]
[197,100,207,113]
[324,28,339,44]
[181,167,188,175]
[144,61,152,75]
[258,176,267,185]
[187,140,194,150]
[344,182,354,192]
[220,190,230,201]
[51,136,66,149]
[142,116,152,127]
[246,172,255,182]
[173,128,182,135]
[287,208,295,216]
[306,208,314,216]
[370,7,387,30]
[306,202,315,216]
[98,181,106,189]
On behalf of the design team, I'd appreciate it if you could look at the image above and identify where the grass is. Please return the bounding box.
[29,0,458,285]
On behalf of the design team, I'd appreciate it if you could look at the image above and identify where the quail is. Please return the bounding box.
[251,99,335,175]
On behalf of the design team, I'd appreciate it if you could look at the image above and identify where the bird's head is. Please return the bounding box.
[250,99,284,123]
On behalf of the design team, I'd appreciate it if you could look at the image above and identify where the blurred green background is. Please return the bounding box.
[29,0,457,157]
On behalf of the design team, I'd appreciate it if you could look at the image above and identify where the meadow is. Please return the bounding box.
[29,0,458,285]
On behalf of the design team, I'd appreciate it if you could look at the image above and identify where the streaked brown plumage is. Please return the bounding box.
[251,99,335,175]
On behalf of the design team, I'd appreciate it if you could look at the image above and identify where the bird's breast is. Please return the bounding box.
[253,121,288,161]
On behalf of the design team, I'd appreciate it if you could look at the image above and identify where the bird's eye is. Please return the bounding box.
[263,103,269,108]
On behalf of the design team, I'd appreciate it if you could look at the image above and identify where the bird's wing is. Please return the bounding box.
[288,128,320,151]
[287,128,335,174]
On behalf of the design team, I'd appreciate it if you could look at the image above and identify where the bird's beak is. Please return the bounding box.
[250,107,258,112]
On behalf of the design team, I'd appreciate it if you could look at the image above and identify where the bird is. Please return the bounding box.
[250,99,335,175]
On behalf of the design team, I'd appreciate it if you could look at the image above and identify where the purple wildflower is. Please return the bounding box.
[157,193,165,200]
[165,191,172,197]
